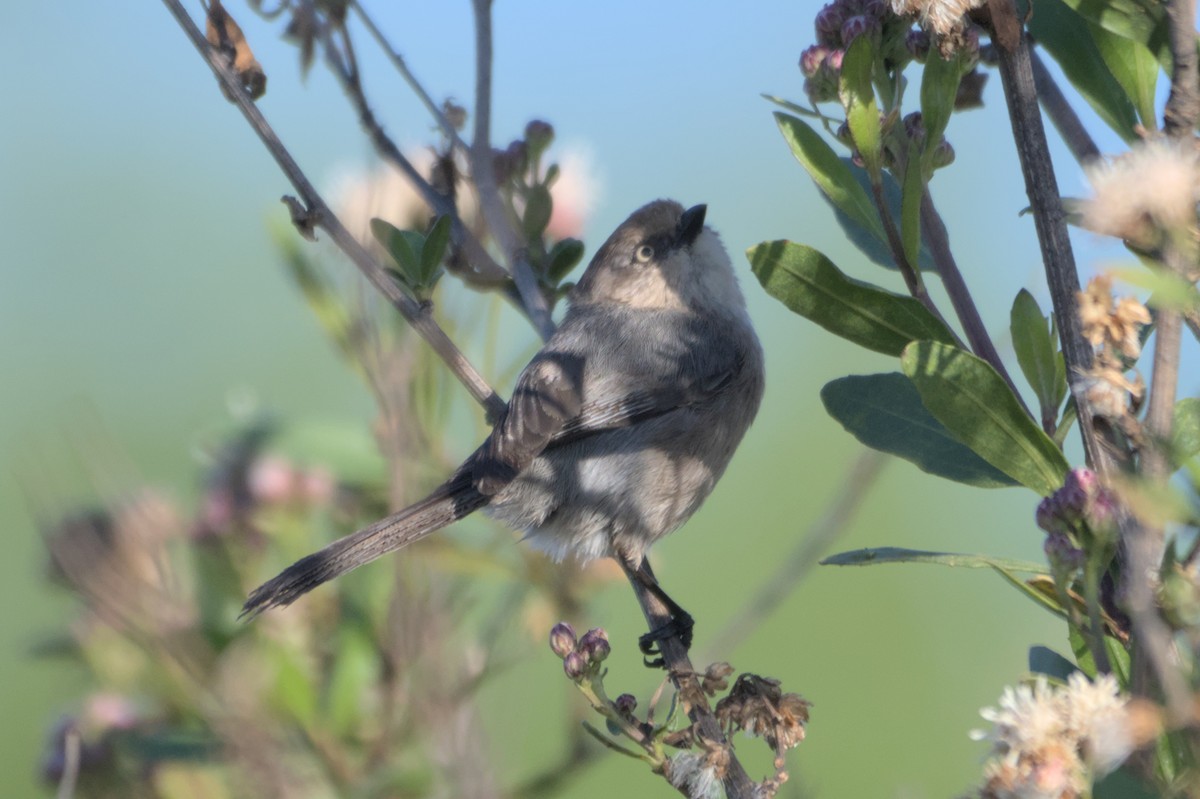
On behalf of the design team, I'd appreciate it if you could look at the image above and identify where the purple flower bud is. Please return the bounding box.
[840,15,878,45]
[1060,468,1098,517]
[800,45,830,78]
[1044,532,1084,573]
[962,26,980,59]
[579,627,611,663]
[615,693,638,715]
[815,3,847,46]
[931,138,956,169]
[1036,496,1066,534]
[1086,487,1118,533]
[862,0,887,19]
[825,48,845,72]
[906,28,930,61]
[549,622,577,659]
[563,651,588,681]
[524,119,555,155]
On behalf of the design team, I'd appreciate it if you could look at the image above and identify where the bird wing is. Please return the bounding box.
[471,349,741,496]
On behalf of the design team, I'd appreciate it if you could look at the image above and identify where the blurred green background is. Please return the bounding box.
[2,2,1173,797]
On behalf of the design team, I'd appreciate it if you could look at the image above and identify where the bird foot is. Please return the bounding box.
[638,610,695,669]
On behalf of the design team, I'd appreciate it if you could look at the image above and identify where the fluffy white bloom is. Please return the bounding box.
[668,752,724,799]
[972,674,1135,798]
[889,0,984,38]
[1082,138,1200,241]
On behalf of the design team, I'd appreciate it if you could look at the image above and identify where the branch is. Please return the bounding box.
[983,0,1123,477]
[1163,0,1200,137]
[623,573,758,799]
[706,450,886,658]
[470,0,556,341]
[1028,46,1101,165]
[318,23,510,288]
[160,0,506,421]
[348,0,471,154]
[921,190,1033,418]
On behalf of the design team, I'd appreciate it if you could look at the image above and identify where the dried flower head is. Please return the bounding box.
[1077,275,1151,360]
[971,674,1134,798]
[666,751,722,799]
[1082,138,1200,243]
[715,674,811,751]
[889,0,984,50]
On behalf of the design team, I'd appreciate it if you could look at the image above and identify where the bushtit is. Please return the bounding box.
[243,200,764,649]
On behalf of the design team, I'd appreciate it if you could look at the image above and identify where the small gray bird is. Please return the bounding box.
[243,200,765,649]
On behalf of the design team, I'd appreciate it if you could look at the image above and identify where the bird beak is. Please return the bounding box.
[677,204,707,248]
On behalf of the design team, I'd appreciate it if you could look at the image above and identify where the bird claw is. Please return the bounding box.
[638,611,695,669]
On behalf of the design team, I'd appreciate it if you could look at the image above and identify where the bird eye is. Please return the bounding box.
[635,245,655,263]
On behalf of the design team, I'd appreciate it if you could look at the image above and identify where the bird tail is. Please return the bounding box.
[241,478,488,618]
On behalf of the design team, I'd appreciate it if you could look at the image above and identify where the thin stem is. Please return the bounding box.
[470,0,556,341]
[348,0,471,153]
[620,563,758,799]
[319,24,510,287]
[1082,556,1113,674]
[985,1,1122,477]
[706,450,886,658]
[1163,0,1200,137]
[160,0,506,421]
[921,190,1034,418]
[1028,46,1101,165]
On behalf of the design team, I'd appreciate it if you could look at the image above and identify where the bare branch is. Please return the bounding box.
[1028,46,1101,165]
[1163,0,1200,137]
[470,0,557,341]
[348,0,471,153]
[921,190,1034,418]
[982,0,1123,477]
[160,0,506,421]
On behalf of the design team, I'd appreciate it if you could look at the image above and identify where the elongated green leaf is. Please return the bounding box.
[821,546,1045,572]
[775,112,883,241]
[839,37,882,179]
[1030,0,1140,142]
[1057,0,1171,67]
[991,567,1069,619]
[901,341,1069,495]
[1173,398,1200,468]
[825,162,939,272]
[1089,21,1159,127]
[750,242,956,355]
[371,218,419,282]
[1010,289,1065,415]
[900,159,923,268]
[920,49,965,163]
[820,373,1018,487]
[1070,626,1132,686]
[524,184,553,241]
[421,214,452,283]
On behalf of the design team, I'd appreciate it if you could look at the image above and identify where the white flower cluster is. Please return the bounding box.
[1082,138,1200,242]
[888,0,984,38]
[668,751,724,799]
[971,674,1132,799]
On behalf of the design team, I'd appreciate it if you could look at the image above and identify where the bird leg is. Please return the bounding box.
[618,554,694,668]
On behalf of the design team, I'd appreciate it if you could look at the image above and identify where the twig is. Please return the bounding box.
[1028,46,1101,165]
[921,190,1034,418]
[348,0,471,153]
[55,725,80,799]
[318,23,510,287]
[983,0,1122,477]
[1163,0,1200,137]
[160,0,506,421]
[706,450,886,658]
[623,572,758,799]
[1186,309,1200,344]
[469,0,556,341]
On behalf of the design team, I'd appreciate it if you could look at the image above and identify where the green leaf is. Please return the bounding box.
[749,241,956,355]
[1173,398,1200,468]
[1071,626,1132,686]
[1010,290,1065,415]
[1030,0,1142,141]
[839,36,882,180]
[775,112,883,242]
[421,214,452,284]
[547,237,585,282]
[1111,265,1200,310]
[920,49,965,164]
[1056,0,1171,67]
[900,158,924,268]
[991,568,1069,620]
[820,373,1019,487]
[371,218,420,285]
[821,546,1045,572]
[1095,767,1162,799]
[1090,21,1159,127]
[901,341,1070,495]
[523,184,553,241]
[1029,645,1079,681]
[824,162,939,272]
